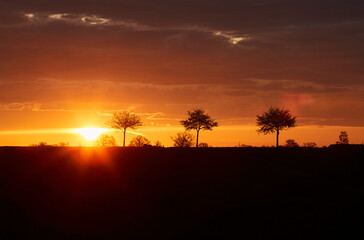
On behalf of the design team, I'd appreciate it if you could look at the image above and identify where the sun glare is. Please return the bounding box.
[73,127,110,141]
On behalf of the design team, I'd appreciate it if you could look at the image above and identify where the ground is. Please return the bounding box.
[0,146,363,239]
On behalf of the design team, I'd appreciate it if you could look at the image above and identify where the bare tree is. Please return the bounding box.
[256,106,296,148]
[180,108,219,147]
[129,135,151,147]
[107,110,142,147]
[171,132,195,147]
[154,141,164,147]
[285,139,299,147]
[336,131,349,144]
[95,134,117,147]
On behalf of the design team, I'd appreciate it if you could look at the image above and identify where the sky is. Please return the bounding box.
[0,0,363,146]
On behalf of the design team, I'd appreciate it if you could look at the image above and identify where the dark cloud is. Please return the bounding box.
[3,0,364,29]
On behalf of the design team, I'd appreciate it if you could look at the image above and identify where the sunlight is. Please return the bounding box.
[73,127,110,141]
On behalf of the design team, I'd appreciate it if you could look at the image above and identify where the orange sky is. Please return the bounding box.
[0,109,363,147]
[0,1,363,146]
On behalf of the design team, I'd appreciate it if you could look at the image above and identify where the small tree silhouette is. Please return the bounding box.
[198,142,209,148]
[237,143,252,148]
[107,110,142,147]
[180,108,218,147]
[154,141,164,147]
[129,135,151,147]
[171,132,195,147]
[58,142,70,147]
[336,131,349,144]
[256,106,296,148]
[303,142,317,148]
[31,141,49,147]
[285,139,299,147]
[95,134,117,147]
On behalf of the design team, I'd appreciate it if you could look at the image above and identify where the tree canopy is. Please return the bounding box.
[180,108,218,147]
[337,131,349,144]
[107,110,142,147]
[256,106,296,147]
[285,139,299,147]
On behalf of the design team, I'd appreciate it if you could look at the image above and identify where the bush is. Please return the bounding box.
[154,141,164,147]
[303,142,317,148]
[198,143,209,148]
[171,132,195,147]
[285,139,299,147]
[129,136,151,147]
[95,134,117,147]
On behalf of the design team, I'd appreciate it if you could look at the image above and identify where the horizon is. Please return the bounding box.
[0,124,363,147]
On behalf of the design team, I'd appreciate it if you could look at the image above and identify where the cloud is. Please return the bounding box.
[24,13,34,19]
[0,77,362,127]
[17,11,249,45]
[0,0,363,127]
[214,31,249,44]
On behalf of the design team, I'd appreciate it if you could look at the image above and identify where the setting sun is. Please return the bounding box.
[73,127,110,141]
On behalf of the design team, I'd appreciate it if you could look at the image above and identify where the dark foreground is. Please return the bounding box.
[0,147,363,239]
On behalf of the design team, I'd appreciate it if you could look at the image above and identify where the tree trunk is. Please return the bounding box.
[196,130,199,148]
[276,130,279,148]
[123,129,126,147]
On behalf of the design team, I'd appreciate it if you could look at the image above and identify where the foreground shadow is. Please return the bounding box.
[0,147,363,239]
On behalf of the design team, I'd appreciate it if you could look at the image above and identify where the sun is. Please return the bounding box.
[73,127,110,141]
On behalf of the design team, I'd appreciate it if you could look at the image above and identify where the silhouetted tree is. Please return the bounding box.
[285,139,299,147]
[171,132,195,147]
[30,141,49,147]
[95,134,117,147]
[336,131,349,144]
[303,142,317,148]
[198,142,209,148]
[154,141,164,147]
[58,141,70,147]
[256,106,296,148]
[129,135,151,147]
[180,108,219,147]
[237,143,252,148]
[107,110,142,147]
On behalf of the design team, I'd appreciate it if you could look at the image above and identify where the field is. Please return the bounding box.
[0,146,363,239]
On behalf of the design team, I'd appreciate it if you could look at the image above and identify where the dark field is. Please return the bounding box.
[0,147,363,239]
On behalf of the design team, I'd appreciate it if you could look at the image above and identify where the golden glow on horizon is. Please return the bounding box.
[0,125,363,147]
[73,127,110,141]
